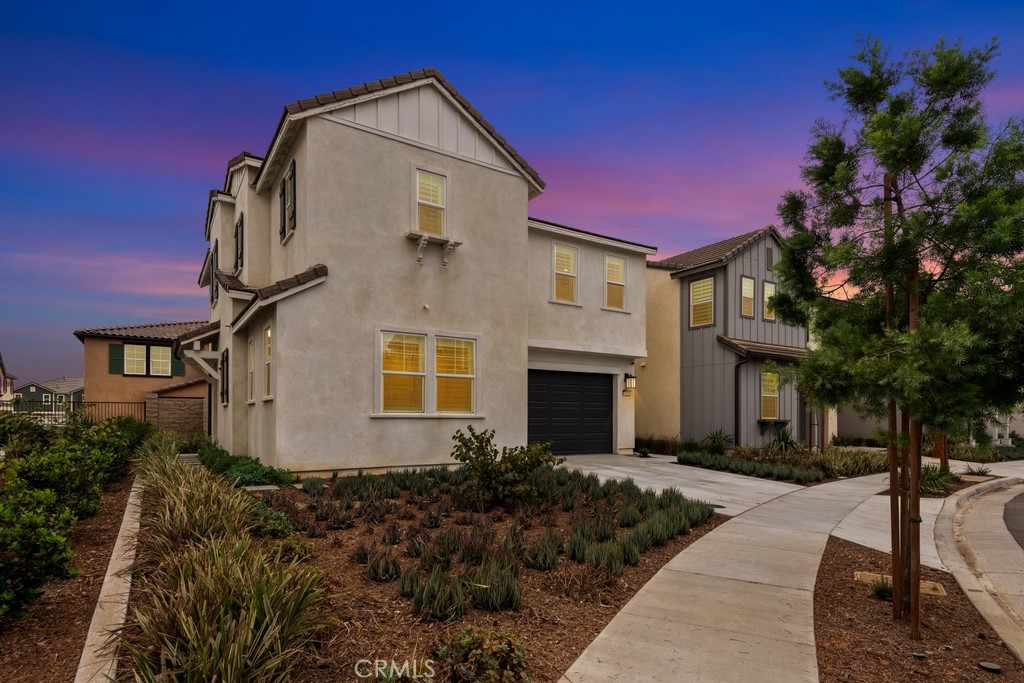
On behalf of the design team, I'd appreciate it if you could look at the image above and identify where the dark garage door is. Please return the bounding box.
[528,370,612,455]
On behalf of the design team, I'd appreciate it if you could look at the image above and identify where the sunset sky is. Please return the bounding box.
[2,1,1022,384]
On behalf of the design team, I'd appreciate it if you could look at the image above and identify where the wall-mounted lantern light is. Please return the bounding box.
[623,373,637,395]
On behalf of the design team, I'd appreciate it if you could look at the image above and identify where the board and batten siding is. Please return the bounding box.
[723,234,807,347]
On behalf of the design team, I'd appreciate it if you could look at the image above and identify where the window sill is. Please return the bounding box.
[601,306,630,314]
[370,413,486,419]
[246,400,256,406]
[548,299,582,307]
[262,395,274,402]
[280,231,295,246]
[405,231,463,266]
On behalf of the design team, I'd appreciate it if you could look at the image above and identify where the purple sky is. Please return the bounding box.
[3,1,1022,384]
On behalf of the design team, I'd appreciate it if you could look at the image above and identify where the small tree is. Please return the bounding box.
[775,36,1024,637]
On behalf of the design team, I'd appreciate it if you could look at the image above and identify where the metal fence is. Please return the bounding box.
[0,400,147,424]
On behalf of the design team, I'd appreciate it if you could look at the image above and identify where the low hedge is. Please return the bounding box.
[198,444,293,487]
[676,450,824,484]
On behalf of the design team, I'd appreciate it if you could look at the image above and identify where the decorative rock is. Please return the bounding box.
[979,662,1002,674]
[912,652,927,661]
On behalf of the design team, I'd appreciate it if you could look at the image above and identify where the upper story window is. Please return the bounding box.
[234,213,244,271]
[605,255,626,310]
[381,332,426,413]
[763,281,777,322]
[416,170,446,236]
[766,247,774,271]
[761,370,779,419]
[436,337,475,414]
[740,276,755,318]
[279,160,296,243]
[117,343,178,377]
[553,244,577,304]
[689,277,714,328]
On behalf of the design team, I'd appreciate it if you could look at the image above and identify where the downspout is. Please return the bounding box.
[734,355,749,448]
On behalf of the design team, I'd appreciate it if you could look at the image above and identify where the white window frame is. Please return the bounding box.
[435,337,476,414]
[604,254,627,311]
[763,281,777,322]
[414,169,447,236]
[56,394,66,404]
[380,332,427,414]
[689,277,714,328]
[150,346,172,377]
[247,339,255,403]
[124,344,148,376]
[42,394,52,404]
[263,325,273,400]
[552,243,578,305]
[375,329,480,417]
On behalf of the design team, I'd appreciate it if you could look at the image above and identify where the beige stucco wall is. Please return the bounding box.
[82,337,206,403]
[635,266,681,437]
[246,115,532,473]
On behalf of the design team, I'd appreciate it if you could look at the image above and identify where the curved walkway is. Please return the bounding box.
[560,455,1024,682]
[560,469,889,682]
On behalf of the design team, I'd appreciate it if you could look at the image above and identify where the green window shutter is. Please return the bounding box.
[171,355,185,376]
[108,344,124,374]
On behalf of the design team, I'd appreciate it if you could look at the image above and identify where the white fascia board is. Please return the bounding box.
[528,220,657,255]
[232,276,326,333]
[198,250,212,287]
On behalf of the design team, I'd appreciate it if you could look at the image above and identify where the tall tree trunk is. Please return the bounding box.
[884,172,903,620]
[901,408,911,620]
[909,261,922,640]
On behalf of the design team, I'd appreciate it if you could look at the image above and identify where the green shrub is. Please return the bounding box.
[450,426,563,503]
[919,464,960,496]
[251,502,293,538]
[0,474,76,618]
[872,576,893,601]
[703,429,732,456]
[619,536,641,566]
[962,463,992,476]
[399,568,421,598]
[567,530,589,563]
[634,434,683,456]
[405,533,428,559]
[437,626,529,683]
[459,522,494,566]
[412,566,467,621]
[618,505,641,528]
[676,450,824,483]
[0,414,52,458]
[120,537,323,682]
[367,546,401,582]
[586,542,624,576]
[20,439,105,518]
[197,444,292,487]
[301,477,326,497]
[522,530,561,571]
[468,554,521,611]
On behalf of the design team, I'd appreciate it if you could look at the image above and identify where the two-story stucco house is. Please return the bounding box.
[638,227,810,448]
[179,68,653,473]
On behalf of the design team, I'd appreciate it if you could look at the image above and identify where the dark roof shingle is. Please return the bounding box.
[652,227,779,273]
[717,335,808,362]
[75,321,211,343]
[256,264,328,300]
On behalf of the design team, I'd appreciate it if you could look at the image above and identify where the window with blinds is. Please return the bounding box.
[605,255,626,310]
[382,333,426,413]
[150,346,172,377]
[436,337,475,413]
[740,276,754,318]
[417,170,446,235]
[763,281,777,321]
[554,244,577,303]
[689,277,714,327]
[761,371,779,419]
[124,344,147,375]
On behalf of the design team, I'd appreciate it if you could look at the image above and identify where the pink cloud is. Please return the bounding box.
[9,249,203,298]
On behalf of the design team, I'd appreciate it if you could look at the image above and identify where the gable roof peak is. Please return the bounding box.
[652,226,781,274]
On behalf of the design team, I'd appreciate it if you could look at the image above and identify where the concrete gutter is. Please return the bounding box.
[73,475,142,683]
[934,476,1024,665]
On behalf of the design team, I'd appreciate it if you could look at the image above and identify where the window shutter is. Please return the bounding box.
[220,348,229,404]
[288,161,297,231]
[108,343,124,374]
[279,179,286,241]
[171,355,185,376]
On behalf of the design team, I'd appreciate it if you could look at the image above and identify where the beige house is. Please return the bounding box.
[181,68,653,473]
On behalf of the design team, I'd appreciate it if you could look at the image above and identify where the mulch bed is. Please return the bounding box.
[268,485,727,682]
[0,475,133,683]
[815,536,1024,682]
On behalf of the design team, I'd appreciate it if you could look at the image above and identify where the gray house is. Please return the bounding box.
[13,377,85,411]
[637,227,809,447]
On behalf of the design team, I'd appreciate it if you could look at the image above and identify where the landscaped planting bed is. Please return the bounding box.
[676,445,891,483]
[250,449,719,680]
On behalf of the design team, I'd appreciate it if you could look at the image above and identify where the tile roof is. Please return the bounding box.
[176,321,220,343]
[74,321,211,343]
[154,377,207,394]
[40,376,85,394]
[716,335,808,363]
[255,264,328,300]
[255,68,544,193]
[214,270,256,292]
[651,227,779,273]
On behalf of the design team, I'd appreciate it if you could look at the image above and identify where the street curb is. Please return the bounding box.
[73,474,142,683]
[934,476,1024,665]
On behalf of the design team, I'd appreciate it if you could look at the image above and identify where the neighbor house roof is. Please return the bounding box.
[716,335,808,363]
[153,377,207,394]
[528,217,658,254]
[651,227,781,274]
[253,68,545,196]
[75,321,211,343]
[40,376,85,394]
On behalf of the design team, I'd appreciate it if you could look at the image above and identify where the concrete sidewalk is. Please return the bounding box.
[560,472,890,683]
